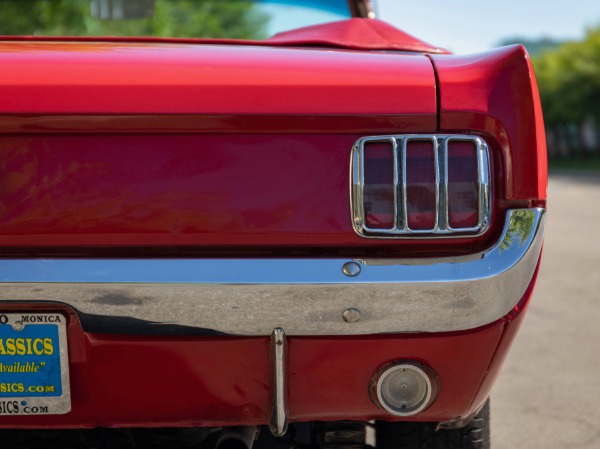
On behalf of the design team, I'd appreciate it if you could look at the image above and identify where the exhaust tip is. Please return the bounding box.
[216,426,258,449]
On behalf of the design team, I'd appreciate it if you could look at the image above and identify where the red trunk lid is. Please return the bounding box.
[0,41,437,252]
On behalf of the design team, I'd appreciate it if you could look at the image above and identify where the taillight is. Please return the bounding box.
[405,139,437,230]
[351,134,491,238]
[447,139,480,229]
[363,140,395,230]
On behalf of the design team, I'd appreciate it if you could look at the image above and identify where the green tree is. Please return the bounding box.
[0,0,267,39]
[497,36,562,58]
[532,26,600,127]
[0,0,88,35]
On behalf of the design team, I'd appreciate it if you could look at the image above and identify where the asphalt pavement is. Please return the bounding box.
[492,171,600,449]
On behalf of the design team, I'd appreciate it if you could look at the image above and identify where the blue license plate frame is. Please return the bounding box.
[0,313,70,415]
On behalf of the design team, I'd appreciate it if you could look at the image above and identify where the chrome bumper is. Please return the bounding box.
[0,208,545,336]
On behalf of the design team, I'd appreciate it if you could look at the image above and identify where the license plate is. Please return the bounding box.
[0,313,70,415]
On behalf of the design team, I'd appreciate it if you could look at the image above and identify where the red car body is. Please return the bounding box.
[0,4,546,448]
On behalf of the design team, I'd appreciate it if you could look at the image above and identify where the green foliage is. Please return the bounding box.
[532,25,600,127]
[0,0,87,35]
[497,36,562,58]
[499,209,535,252]
[0,0,267,39]
[548,155,600,170]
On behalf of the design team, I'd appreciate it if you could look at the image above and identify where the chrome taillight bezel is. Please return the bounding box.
[350,134,492,238]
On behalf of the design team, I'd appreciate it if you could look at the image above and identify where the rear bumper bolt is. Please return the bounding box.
[342,261,361,277]
[342,308,361,324]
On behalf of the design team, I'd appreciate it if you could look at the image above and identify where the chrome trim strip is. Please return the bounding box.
[438,137,449,231]
[351,134,492,238]
[479,140,492,229]
[400,137,408,231]
[433,137,441,232]
[269,328,288,437]
[0,208,545,336]
[393,137,400,231]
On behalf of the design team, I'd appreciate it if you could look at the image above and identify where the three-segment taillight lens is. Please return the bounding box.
[351,135,491,238]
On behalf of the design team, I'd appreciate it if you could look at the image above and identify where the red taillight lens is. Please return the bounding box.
[447,140,479,229]
[363,141,395,229]
[406,140,436,230]
[353,134,490,237]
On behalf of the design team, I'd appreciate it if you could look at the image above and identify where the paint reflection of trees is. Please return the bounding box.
[499,210,535,251]
[0,0,268,39]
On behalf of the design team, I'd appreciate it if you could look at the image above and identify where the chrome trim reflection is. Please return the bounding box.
[0,209,545,336]
[351,134,492,238]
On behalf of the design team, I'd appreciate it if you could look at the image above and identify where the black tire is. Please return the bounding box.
[376,400,490,449]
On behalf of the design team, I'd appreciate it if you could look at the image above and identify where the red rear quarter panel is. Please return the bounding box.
[430,45,548,202]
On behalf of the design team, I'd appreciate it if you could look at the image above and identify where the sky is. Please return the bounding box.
[377,0,600,54]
